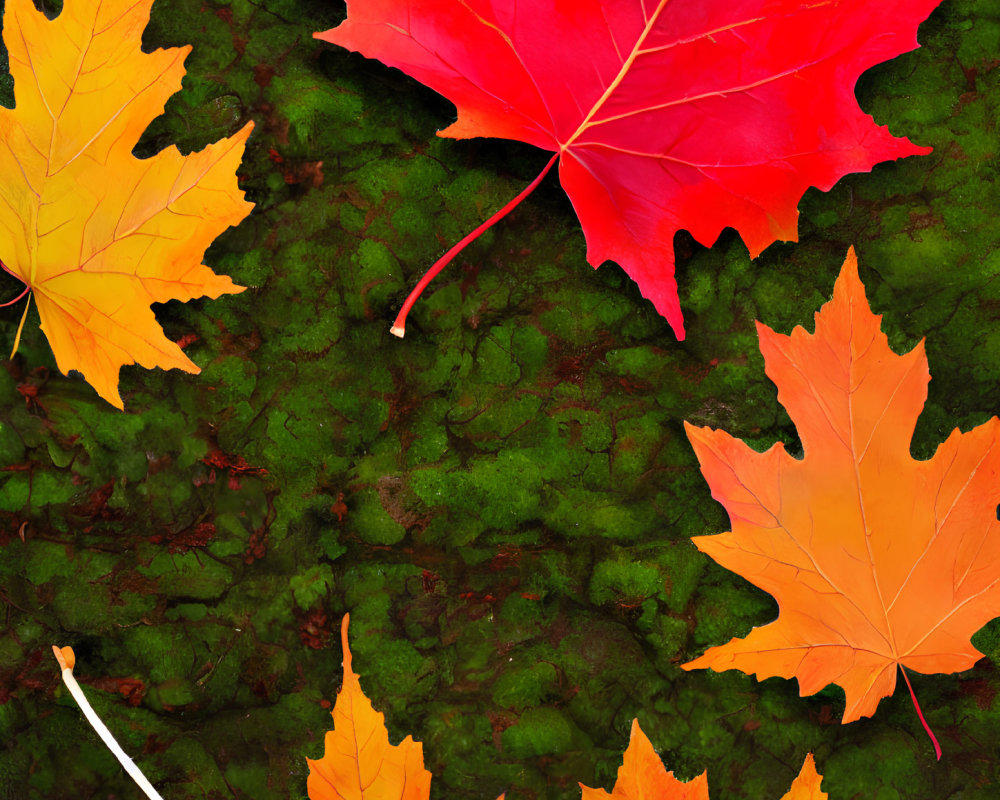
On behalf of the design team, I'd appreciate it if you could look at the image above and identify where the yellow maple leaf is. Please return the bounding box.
[0,0,253,408]
[580,720,826,800]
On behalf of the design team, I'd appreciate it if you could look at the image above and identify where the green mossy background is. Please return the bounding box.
[0,0,999,797]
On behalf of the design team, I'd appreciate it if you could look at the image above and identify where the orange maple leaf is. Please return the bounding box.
[307,614,433,800]
[682,248,1000,736]
[780,753,827,800]
[580,719,824,799]
[0,0,253,408]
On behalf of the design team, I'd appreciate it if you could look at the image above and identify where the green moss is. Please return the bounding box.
[24,541,74,585]
[0,638,22,669]
[318,527,347,562]
[0,474,29,512]
[290,563,335,608]
[0,422,24,465]
[363,638,435,702]
[644,614,689,660]
[654,543,705,613]
[51,577,112,633]
[350,488,406,545]
[690,578,776,650]
[411,450,545,533]
[121,626,187,682]
[139,552,232,599]
[463,394,544,443]
[149,677,199,709]
[511,325,549,380]
[165,602,208,622]
[496,590,540,623]
[202,356,257,403]
[225,764,278,800]
[474,327,521,386]
[501,707,577,759]
[589,557,661,605]
[492,662,558,711]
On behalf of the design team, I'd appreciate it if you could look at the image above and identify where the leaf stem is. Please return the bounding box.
[390,152,560,338]
[0,285,29,309]
[52,646,165,800]
[1,258,32,358]
[900,665,941,760]
[10,291,32,359]
[0,258,29,309]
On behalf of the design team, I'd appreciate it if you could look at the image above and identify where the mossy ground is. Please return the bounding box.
[0,0,999,798]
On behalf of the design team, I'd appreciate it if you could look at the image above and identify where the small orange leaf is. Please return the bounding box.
[581,720,822,799]
[580,719,708,800]
[307,615,432,800]
[0,0,253,408]
[779,753,827,800]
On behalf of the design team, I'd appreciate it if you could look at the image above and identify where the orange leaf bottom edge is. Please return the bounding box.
[308,615,826,800]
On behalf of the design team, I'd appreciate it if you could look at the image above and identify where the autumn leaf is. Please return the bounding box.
[307,615,433,800]
[579,719,824,799]
[780,754,827,800]
[57,615,830,800]
[580,720,709,800]
[682,248,1000,746]
[0,0,253,408]
[316,0,936,338]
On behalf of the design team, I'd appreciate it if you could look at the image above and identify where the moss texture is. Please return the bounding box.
[0,0,999,798]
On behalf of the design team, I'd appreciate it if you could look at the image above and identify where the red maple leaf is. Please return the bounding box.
[317,0,936,338]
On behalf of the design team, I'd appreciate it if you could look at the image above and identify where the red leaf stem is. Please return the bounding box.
[900,665,942,760]
[390,152,559,338]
